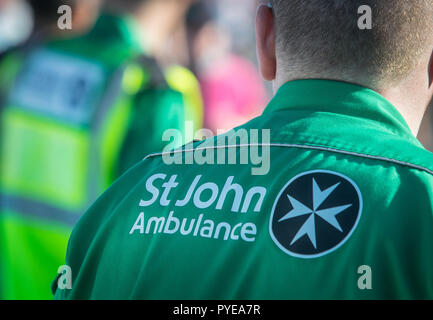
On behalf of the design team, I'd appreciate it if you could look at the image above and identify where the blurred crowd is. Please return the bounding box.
[1,0,430,146]
[0,0,269,300]
[0,0,269,130]
[0,0,432,300]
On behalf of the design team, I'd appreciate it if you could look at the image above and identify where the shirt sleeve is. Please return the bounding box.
[116,86,186,178]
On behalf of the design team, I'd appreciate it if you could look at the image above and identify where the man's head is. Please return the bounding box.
[256,0,433,89]
[256,0,433,134]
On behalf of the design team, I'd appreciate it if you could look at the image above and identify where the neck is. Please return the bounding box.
[379,66,432,137]
[380,85,428,137]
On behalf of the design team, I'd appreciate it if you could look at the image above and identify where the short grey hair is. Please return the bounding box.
[270,0,433,88]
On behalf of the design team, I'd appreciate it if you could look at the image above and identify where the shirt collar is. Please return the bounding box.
[87,13,144,52]
[264,79,415,140]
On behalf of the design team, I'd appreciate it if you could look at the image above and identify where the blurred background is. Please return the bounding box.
[0,0,271,129]
[0,0,432,300]
[1,0,431,149]
[0,0,271,300]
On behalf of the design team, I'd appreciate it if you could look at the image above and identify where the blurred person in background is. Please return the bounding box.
[0,0,100,101]
[0,0,33,100]
[0,0,187,299]
[0,0,33,55]
[0,0,100,58]
[24,0,101,42]
[186,0,268,133]
[418,101,433,151]
[132,0,204,133]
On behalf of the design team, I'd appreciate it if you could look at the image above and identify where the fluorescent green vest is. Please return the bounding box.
[0,14,185,299]
[165,65,204,133]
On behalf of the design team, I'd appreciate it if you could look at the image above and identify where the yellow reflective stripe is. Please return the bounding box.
[0,108,90,210]
[98,95,133,191]
[165,65,204,131]
[121,63,149,95]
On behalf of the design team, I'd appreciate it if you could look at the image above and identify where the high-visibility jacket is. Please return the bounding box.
[54,80,433,299]
[165,65,204,133]
[0,14,186,299]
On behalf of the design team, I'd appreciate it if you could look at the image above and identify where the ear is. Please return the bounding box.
[256,3,276,81]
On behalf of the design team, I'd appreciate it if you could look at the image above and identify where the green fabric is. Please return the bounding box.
[55,79,433,299]
[47,14,144,66]
[1,13,185,299]
[0,53,22,99]
[116,88,185,176]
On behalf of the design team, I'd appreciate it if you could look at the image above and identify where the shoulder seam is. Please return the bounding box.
[143,143,433,176]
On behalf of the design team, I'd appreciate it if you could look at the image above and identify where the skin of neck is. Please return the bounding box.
[377,51,433,136]
[379,77,431,136]
[273,52,433,137]
[256,1,433,137]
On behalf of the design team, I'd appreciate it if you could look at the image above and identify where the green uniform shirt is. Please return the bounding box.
[54,80,433,300]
